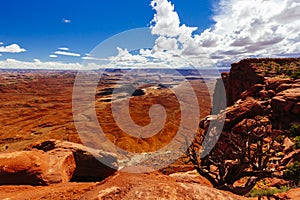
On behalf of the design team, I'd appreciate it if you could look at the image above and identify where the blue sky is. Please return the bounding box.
[0,0,214,62]
[0,0,299,69]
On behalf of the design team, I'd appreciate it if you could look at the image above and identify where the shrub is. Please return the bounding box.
[290,124,300,137]
[295,136,300,149]
[291,69,300,79]
[247,186,289,197]
[283,162,300,185]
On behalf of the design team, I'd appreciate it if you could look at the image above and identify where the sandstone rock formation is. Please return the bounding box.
[0,140,118,186]
[80,172,246,200]
[201,97,264,132]
[271,87,300,129]
[215,58,300,108]
[0,150,75,185]
[213,58,300,130]
[26,140,118,182]
[197,58,300,196]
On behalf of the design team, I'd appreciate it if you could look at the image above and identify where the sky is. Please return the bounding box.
[0,0,299,69]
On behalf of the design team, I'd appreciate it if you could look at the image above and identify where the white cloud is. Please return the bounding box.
[110,47,148,64]
[33,59,40,62]
[81,53,101,60]
[82,56,102,61]
[0,59,83,70]
[62,18,71,24]
[1,0,299,70]
[54,50,81,57]
[0,44,26,53]
[148,0,300,66]
[0,54,2,57]
[197,0,300,61]
[49,54,58,58]
[150,0,197,38]
[153,36,178,52]
[97,0,299,69]
[58,47,69,51]
[0,42,3,45]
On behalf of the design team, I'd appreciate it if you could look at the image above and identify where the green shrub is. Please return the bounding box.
[247,186,289,197]
[291,69,300,79]
[275,135,285,143]
[290,124,300,137]
[276,66,281,74]
[283,162,300,185]
[295,136,300,149]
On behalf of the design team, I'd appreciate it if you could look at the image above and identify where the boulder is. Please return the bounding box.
[240,84,264,99]
[259,90,269,99]
[27,140,118,181]
[45,149,76,184]
[266,77,293,91]
[271,87,300,129]
[276,83,293,93]
[0,150,75,185]
[201,97,263,132]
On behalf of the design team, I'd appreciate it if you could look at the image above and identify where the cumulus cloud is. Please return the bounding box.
[197,0,300,62]
[2,0,299,70]
[54,50,81,57]
[108,47,148,66]
[0,43,26,53]
[101,0,299,68]
[148,0,300,66]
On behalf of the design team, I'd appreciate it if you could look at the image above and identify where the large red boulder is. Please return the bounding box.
[27,140,118,182]
[0,150,75,185]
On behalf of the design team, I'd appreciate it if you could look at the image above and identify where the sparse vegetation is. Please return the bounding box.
[259,59,300,78]
[187,118,282,195]
[290,124,300,137]
[283,162,300,185]
[246,186,289,198]
[294,136,300,149]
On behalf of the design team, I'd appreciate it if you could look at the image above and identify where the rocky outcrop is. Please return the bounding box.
[0,150,75,185]
[201,97,264,132]
[80,172,246,200]
[202,58,300,196]
[26,140,118,182]
[271,87,300,129]
[212,58,300,130]
[277,187,300,199]
[220,59,265,106]
[0,140,118,185]
[214,58,300,108]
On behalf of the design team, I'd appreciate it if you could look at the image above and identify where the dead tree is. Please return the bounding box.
[187,118,283,195]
